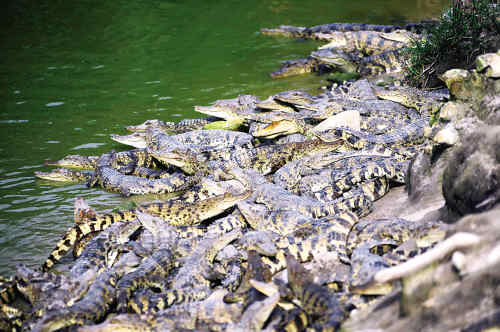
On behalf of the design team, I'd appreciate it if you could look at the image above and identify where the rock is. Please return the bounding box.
[442,125,500,217]
[476,52,500,78]
[438,101,472,122]
[432,126,459,146]
[439,69,471,98]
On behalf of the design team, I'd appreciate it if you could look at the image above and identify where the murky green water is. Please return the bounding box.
[0,0,449,274]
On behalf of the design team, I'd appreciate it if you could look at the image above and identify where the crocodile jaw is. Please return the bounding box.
[194,105,240,122]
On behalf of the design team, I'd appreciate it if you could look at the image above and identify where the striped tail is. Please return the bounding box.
[42,209,137,271]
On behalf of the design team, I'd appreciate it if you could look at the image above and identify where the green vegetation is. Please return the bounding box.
[404,0,500,87]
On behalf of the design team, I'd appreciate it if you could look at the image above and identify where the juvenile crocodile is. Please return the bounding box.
[90,152,199,197]
[110,131,148,148]
[260,211,359,274]
[285,254,345,330]
[233,167,372,219]
[126,230,241,314]
[42,189,250,270]
[44,154,98,170]
[194,94,260,124]
[373,85,448,114]
[115,212,178,312]
[296,158,409,199]
[315,116,429,153]
[160,138,343,176]
[125,117,220,134]
[145,127,254,162]
[34,168,92,183]
[32,269,120,332]
[70,219,142,278]
[223,250,272,308]
[317,30,412,56]
[260,20,437,38]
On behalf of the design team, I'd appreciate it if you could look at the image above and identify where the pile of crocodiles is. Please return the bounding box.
[1,20,456,332]
[261,20,439,79]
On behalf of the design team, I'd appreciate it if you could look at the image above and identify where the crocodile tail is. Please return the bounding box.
[42,210,137,270]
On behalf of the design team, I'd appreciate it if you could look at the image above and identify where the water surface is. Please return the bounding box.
[0,0,449,274]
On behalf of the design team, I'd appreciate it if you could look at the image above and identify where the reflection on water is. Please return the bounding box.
[0,0,449,275]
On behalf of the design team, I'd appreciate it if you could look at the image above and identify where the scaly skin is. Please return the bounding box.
[42,189,250,270]
[285,254,345,331]
[44,154,98,170]
[194,94,260,123]
[110,132,147,149]
[125,117,219,134]
[296,158,409,200]
[162,138,343,176]
[33,270,119,332]
[260,21,437,38]
[35,168,92,183]
[373,85,448,113]
[89,152,199,197]
[317,30,409,56]
[260,211,359,274]
[315,117,429,152]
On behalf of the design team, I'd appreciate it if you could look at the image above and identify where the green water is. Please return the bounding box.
[0,0,449,275]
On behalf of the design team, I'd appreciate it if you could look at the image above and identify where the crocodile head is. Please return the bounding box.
[110,132,147,149]
[35,168,89,183]
[44,154,98,170]
[194,96,250,123]
[311,49,358,73]
[318,31,348,50]
[273,90,315,107]
[125,119,172,132]
[252,119,305,138]
[150,149,201,175]
[256,96,296,113]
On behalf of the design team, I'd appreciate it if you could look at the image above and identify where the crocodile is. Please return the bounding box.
[89,152,200,197]
[295,158,409,200]
[42,188,250,270]
[35,167,93,183]
[44,154,98,170]
[314,116,429,154]
[32,269,120,332]
[70,219,142,279]
[373,85,449,114]
[115,212,178,313]
[126,230,241,314]
[284,254,345,331]
[159,138,343,176]
[259,211,359,274]
[194,94,260,125]
[125,117,220,134]
[316,30,413,56]
[145,127,254,160]
[110,131,148,148]
[235,166,372,217]
[260,20,437,39]
[270,55,351,78]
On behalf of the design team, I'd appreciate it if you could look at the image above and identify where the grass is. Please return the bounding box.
[403,0,500,88]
